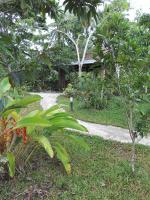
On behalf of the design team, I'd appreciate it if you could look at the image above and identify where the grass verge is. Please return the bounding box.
[57,96,128,128]
[1,96,150,200]
[1,136,150,200]
[57,95,149,128]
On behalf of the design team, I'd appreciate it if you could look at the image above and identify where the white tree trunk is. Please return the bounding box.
[54,29,93,77]
[79,31,93,77]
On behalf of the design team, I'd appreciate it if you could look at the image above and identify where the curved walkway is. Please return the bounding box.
[35,92,150,146]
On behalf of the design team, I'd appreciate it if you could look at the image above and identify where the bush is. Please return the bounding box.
[70,72,112,110]
[63,83,76,97]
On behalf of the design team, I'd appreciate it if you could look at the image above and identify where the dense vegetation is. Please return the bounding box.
[0,0,150,199]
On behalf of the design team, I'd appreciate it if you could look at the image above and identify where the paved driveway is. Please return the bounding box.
[35,92,150,146]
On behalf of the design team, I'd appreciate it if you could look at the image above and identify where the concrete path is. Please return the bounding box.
[39,92,60,110]
[35,92,150,146]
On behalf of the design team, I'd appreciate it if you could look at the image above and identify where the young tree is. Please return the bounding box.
[94,0,150,173]
[116,23,149,173]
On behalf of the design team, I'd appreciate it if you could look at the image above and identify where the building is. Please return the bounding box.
[58,53,97,90]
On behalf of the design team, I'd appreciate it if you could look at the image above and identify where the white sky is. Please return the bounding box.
[129,0,150,20]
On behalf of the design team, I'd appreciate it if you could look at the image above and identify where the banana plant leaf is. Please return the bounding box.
[33,135,54,158]
[2,95,42,114]
[54,143,71,175]
[7,152,15,178]
[16,115,87,133]
[0,77,11,98]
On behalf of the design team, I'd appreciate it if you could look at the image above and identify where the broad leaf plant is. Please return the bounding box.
[0,77,88,178]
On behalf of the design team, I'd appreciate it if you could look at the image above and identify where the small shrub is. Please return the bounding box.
[71,73,111,110]
[63,83,76,97]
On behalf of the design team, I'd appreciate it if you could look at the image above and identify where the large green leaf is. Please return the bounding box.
[23,110,40,118]
[22,106,61,119]
[47,118,87,133]
[1,109,16,118]
[16,116,51,128]
[42,105,62,116]
[6,95,42,108]
[3,95,42,113]
[0,77,11,98]
[54,143,71,175]
[46,112,75,121]
[7,152,15,178]
[33,135,54,158]
[17,110,87,134]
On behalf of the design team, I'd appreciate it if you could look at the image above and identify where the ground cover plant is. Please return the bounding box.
[1,135,150,200]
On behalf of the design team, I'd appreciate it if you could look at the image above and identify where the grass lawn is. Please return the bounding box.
[1,135,150,200]
[57,95,149,128]
[57,96,128,128]
[1,97,150,200]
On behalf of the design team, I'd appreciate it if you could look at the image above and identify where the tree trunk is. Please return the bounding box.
[145,86,148,93]
[54,29,93,78]
[100,84,104,102]
[131,137,136,174]
[128,108,136,174]
[78,63,82,77]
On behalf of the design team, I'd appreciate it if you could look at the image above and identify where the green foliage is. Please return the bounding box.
[63,0,102,22]
[64,83,76,97]
[54,143,71,175]
[105,0,129,12]
[0,0,60,19]
[0,77,11,98]
[136,109,150,137]
[0,77,88,178]
[94,6,130,76]
[0,0,98,91]
[138,13,150,29]
[92,0,150,173]
[7,152,15,178]
[1,136,150,199]
[70,73,111,110]
[33,135,54,158]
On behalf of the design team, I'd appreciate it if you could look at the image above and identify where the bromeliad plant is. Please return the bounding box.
[0,77,88,178]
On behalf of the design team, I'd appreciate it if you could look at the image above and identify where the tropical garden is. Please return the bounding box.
[0,0,150,199]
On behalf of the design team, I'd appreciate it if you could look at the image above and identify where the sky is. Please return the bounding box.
[129,0,150,20]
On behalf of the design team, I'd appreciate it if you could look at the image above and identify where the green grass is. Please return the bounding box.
[57,95,149,128]
[57,96,128,128]
[1,97,150,200]
[1,136,150,200]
